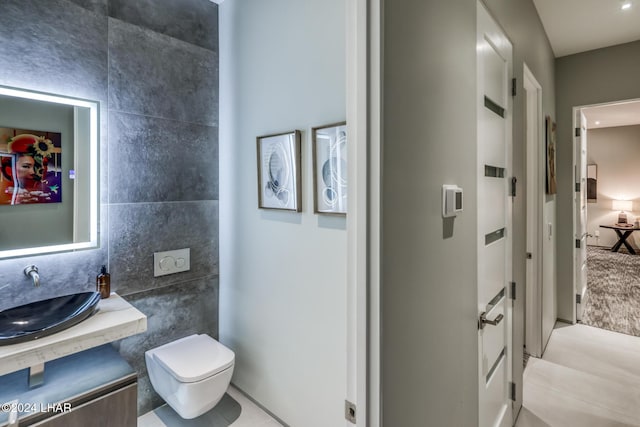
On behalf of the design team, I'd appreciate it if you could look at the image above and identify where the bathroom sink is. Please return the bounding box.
[0,292,101,346]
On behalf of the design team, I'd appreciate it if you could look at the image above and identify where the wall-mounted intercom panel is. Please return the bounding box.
[442,185,463,218]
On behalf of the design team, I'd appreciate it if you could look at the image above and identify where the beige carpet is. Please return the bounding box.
[583,246,640,336]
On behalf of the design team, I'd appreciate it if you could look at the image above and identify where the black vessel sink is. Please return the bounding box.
[0,292,101,346]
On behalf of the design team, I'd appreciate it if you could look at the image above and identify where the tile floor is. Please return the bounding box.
[516,323,640,427]
[140,324,640,427]
[138,385,283,427]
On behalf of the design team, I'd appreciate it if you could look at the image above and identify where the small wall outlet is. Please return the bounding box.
[594,230,600,238]
[154,248,190,277]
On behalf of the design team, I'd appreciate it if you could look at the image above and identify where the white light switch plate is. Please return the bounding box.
[154,248,190,277]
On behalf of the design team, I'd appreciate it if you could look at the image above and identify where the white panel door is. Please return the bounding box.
[477,3,513,427]
[523,66,543,358]
[575,111,588,322]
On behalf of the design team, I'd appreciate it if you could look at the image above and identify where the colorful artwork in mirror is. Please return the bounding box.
[0,128,62,205]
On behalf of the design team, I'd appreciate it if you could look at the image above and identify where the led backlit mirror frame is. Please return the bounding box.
[0,86,99,259]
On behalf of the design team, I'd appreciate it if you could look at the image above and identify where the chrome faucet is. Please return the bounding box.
[24,265,40,287]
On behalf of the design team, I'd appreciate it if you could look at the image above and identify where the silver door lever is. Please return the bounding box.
[479,312,504,330]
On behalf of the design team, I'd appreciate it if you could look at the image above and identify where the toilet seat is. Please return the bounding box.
[151,334,235,383]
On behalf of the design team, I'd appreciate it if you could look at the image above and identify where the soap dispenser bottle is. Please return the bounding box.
[97,265,111,298]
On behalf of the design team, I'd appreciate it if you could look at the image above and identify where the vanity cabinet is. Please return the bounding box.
[0,345,137,427]
[33,383,137,427]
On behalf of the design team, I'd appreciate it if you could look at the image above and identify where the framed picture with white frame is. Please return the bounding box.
[312,122,347,215]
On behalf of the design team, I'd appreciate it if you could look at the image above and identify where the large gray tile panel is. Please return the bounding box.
[108,18,218,126]
[109,201,218,295]
[0,0,108,103]
[154,398,238,426]
[108,0,218,51]
[100,103,109,204]
[113,277,219,414]
[67,0,107,15]
[109,111,218,204]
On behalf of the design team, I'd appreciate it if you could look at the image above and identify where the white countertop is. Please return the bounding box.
[0,293,147,377]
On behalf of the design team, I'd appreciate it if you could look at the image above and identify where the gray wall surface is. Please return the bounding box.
[556,40,640,321]
[218,1,347,426]
[380,0,555,424]
[381,1,478,425]
[0,0,219,415]
[586,125,640,248]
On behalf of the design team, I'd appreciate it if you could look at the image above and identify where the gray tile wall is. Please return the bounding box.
[0,0,219,415]
[0,0,110,309]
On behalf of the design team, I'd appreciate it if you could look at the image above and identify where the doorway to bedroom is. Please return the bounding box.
[574,99,640,336]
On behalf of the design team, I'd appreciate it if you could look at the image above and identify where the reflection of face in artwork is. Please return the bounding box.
[16,155,36,188]
[0,132,61,205]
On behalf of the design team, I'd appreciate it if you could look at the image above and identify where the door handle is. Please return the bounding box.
[479,312,504,329]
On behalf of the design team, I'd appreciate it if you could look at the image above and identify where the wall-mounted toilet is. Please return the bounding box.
[145,334,235,419]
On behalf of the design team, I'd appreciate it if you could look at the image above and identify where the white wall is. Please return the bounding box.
[586,125,640,248]
[219,2,347,426]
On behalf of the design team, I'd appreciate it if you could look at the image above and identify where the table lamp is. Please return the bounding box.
[612,199,633,224]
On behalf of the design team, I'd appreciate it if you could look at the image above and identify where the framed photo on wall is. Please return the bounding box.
[312,122,347,215]
[587,164,597,202]
[545,116,557,195]
[256,130,302,211]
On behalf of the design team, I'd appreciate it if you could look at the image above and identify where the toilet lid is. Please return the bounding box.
[152,334,235,383]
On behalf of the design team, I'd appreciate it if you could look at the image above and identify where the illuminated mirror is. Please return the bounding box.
[0,86,99,258]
